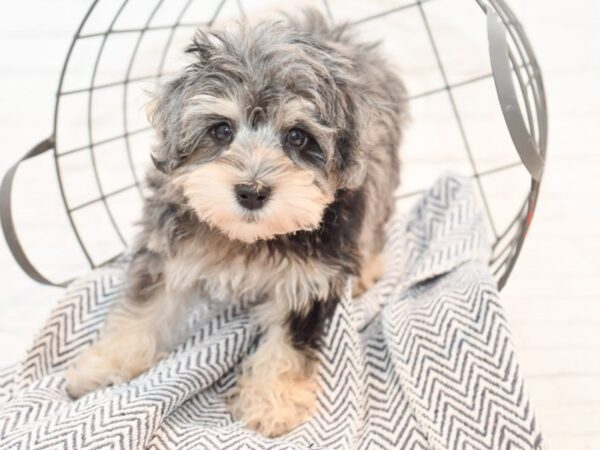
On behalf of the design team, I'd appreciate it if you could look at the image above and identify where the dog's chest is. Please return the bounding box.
[163,245,334,306]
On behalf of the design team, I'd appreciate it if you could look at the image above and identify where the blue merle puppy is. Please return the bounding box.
[66,10,406,437]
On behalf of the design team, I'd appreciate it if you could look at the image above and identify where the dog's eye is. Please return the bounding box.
[211,122,233,143]
[284,128,325,167]
[285,128,308,148]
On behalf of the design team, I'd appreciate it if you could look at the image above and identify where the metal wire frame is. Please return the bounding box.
[52,0,227,269]
[6,0,546,288]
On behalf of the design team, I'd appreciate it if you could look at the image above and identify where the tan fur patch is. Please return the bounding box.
[183,94,241,124]
[353,252,384,297]
[173,128,334,243]
[65,291,190,398]
[227,324,316,437]
[164,238,336,313]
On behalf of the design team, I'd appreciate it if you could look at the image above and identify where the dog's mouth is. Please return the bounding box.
[210,206,323,244]
[239,211,260,224]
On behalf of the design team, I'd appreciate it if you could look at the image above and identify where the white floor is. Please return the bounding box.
[0,1,599,448]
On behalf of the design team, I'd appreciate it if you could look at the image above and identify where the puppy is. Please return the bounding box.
[66,10,406,437]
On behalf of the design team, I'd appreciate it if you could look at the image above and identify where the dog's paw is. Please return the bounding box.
[228,367,317,437]
[65,350,123,398]
[65,339,160,398]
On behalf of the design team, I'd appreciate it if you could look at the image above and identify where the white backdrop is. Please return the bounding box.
[0,1,599,448]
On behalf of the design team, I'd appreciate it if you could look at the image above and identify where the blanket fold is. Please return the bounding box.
[0,174,544,450]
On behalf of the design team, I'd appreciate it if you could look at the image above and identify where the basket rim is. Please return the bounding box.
[2,0,548,288]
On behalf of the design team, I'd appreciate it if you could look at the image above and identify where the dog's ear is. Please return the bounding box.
[145,76,189,173]
[327,46,404,191]
[146,30,228,173]
[326,61,371,191]
[332,119,368,190]
[185,30,216,62]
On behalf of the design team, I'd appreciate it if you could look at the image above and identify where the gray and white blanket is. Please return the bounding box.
[0,175,544,449]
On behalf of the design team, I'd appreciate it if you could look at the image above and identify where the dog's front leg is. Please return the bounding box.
[65,288,187,398]
[65,251,188,398]
[228,298,336,437]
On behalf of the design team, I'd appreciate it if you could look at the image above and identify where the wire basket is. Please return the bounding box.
[0,0,547,288]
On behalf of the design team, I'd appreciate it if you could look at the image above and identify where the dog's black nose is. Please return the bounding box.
[234,184,271,210]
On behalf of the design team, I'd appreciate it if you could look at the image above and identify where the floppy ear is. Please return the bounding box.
[145,30,221,173]
[145,76,189,173]
[327,64,372,190]
[332,110,368,190]
[328,48,406,191]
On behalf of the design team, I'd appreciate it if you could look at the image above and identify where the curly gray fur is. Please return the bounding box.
[66,10,408,436]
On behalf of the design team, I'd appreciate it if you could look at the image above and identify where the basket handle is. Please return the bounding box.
[487,8,545,181]
[0,137,69,287]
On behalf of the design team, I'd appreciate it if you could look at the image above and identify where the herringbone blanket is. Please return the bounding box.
[0,175,544,449]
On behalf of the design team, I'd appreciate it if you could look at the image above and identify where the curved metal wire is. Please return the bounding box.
[40,0,547,288]
[84,0,132,253]
[122,0,167,197]
[52,0,102,269]
[484,0,547,288]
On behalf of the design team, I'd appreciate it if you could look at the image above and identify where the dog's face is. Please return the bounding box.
[148,19,370,243]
